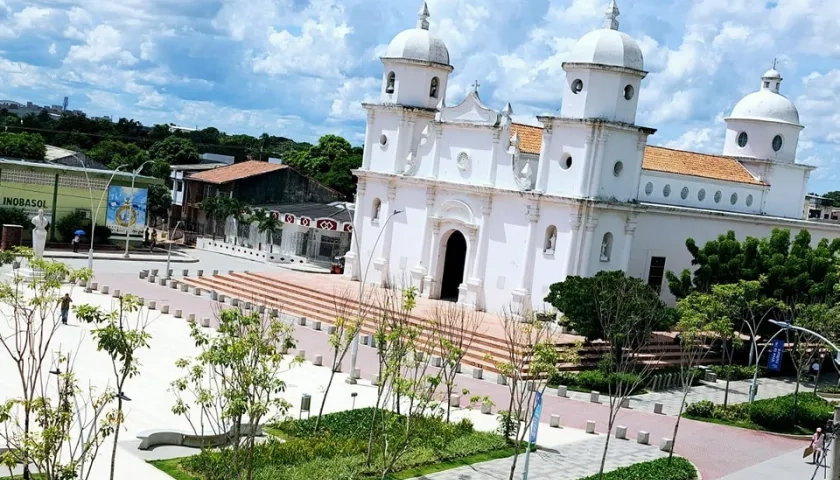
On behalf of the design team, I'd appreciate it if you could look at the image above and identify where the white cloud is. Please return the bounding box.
[64,24,138,66]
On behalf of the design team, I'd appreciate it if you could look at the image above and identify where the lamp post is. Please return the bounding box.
[76,156,126,273]
[346,209,404,384]
[123,160,154,258]
[165,220,183,279]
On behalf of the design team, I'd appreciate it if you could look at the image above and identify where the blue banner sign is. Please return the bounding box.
[768,338,784,372]
[529,391,543,444]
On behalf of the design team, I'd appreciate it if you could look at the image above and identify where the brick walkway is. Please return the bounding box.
[96,270,807,480]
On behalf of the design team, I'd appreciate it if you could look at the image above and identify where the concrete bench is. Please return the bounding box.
[136,424,264,451]
[136,429,189,450]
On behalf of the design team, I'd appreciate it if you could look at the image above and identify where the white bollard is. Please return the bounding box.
[101,286,109,294]
[621,398,631,409]
[550,414,561,428]
[660,438,673,452]
[590,391,600,403]
[481,401,492,415]
[161,305,169,314]
[200,317,210,328]
[654,402,664,414]
[148,301,156,310]
[637,431,650,445]
[472,367,483,380]
[174,309,183,318]
[449,394,460,408]
[313,320,322,331]
[615,425,627,440]
[313,355,323,366]
[585,420,596,434]
[297,350,306,360]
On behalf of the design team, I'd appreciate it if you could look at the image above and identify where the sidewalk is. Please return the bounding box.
[43,249,199,263]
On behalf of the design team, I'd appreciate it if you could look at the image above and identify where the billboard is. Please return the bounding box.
[106,185,148,234]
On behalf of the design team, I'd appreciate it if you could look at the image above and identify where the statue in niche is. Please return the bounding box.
[544,232,556,254]
[599,237,611,262]
[31,209,48,259]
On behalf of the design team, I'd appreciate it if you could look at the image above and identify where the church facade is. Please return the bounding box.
[343,1,839,314]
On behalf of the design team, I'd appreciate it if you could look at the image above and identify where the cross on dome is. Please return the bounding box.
[603,0,620,30]
[417,2,430,30]
[772,57,778,69]
[472,80,481,93]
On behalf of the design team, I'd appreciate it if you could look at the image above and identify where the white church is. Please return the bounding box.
[343,1,838,313]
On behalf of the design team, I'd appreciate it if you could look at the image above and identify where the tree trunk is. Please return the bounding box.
[365,399,380,466]
[109,397,123,480]
[507,421,523,480]
[314,367,337,432]
[598,416,615,479]
[669,388,689,461]
[23,409,31,480]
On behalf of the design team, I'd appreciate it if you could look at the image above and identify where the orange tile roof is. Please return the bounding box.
[510,123,543,154]
[188,160,286,184]
[642,145,765,186]
[507,123,764,186]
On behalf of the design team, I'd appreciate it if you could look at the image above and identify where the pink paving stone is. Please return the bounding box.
[96,271,805,479]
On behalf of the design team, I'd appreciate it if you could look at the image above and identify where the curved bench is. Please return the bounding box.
[136,424,265,451]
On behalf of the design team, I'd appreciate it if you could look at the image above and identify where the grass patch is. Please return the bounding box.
[150,408,521,480]
[578,456,697,480]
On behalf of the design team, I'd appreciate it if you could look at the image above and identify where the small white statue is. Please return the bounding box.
[545,232,556,254]
[31,209,48,259]
[600,237,610,261]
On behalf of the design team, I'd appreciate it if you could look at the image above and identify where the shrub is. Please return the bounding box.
[685,400,715,418]
[686,393,833,433]
[56,210,87,242]
[549,369,645,395]
[0,207,29,227]
[579,457,697,480]
[709,364,765,381]
[818,385,840,394]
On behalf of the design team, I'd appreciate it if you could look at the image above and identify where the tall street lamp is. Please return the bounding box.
[165,220,183,279]
[123,160,154,258]
[76,157,126,273]
[346,209,404,384]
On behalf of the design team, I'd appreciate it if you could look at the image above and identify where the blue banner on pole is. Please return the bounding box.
[768,338,784,372]
[529,391,543,444]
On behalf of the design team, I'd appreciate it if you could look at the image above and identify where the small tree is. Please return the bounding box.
[492,305,567,480]
[671,293,731,460]
[430,302,482,423]
[252,208,283,253]
[0,257,92,480]
[74,294,152,480]
[170,307,297,480]
[313,288,368,432]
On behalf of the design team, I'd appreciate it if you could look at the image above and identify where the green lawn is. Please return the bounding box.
[149,408,528,480]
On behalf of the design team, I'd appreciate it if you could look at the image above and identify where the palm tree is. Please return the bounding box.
[200,196,222,239]
[253,208,282,253]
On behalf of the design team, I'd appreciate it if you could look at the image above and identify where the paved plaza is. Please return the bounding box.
[0,249,817,479]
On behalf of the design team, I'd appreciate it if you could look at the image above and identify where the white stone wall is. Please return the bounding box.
[638,172,766,215]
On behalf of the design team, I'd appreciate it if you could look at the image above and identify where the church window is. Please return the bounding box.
[543,225,557,254]
[385,72,396,94]
[737,131,748,148]
[644,182,653,196]
[647,256,667,294]
[599,232,613,262]
[680,186,689,200]
[430,77,439,98]
[561,154,573,170]
[698,189,706,201]
[746,194,754,207]
[379,134,388,146]
[714,191,722,203]
[772,135,783,152]
[730,192,738,205]
[623,85,634,100]
[663,184,671,197]
[613,161,623,176]
[371,198,382,222]
[571,79,583,94]
[763,81,770,88]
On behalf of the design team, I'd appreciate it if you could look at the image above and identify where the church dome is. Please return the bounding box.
[728,69,800,126]
[384,3,450,66]
[565,1,644,71]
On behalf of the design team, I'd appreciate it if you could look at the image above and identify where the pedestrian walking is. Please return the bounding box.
[71,234,80,253]
[149,229,157,252]
[58,293,72,325]
[810,427,824,464]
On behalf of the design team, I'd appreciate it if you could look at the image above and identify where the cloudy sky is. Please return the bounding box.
[1,0,838,193]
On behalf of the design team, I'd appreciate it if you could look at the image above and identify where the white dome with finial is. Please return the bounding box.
[384,2,450,66]
[728,68,800,126]
[566,0,644,71]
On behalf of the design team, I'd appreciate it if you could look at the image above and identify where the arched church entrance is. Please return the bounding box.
[440,230,467,301]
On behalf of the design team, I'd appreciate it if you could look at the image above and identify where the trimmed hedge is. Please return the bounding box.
[579,457,697,480]
[548,370,645,395]
[707,364,766,381]
[685,393,833,434]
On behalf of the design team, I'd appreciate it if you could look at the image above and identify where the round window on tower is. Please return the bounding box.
[623,85,634,100]
[561,154,573,170]
[613,161,623,176]
[571,79,584,94]
[772,135,783,152]
[663,184,671,197]
[379,134,388,146]
[737,131,748,148]
[644,182,653,196]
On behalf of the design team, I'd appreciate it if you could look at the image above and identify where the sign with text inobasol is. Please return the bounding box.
[768,338,784,372]
[529,391,543,444]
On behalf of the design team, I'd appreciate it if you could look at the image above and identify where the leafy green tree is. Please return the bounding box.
[820,191,840,206]
[545,270,676,345]
[0,132,47,160]
[75,295,152,480]
[251,208,282,253]
[147,184,172,226]
[284,135,362,197]
[148,136,200,166]
[86,139,147,170]
[170,308,297,480]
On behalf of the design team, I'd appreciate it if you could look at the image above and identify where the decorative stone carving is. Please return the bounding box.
[439,89,500,126]
[31,209,48,259]
[545,232,556,254]
[568,213,582,231]
[600,235,612,262]
[510,133,534,190]
[456,151,470,172]
[625,215,639,235]
[403,121,431,177]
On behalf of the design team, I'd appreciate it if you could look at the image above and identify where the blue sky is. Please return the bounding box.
[0,0,838,193]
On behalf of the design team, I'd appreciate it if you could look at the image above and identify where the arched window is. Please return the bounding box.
[543,225,557,254]
[385,72,395,94]
[371,198,382,222]
[599,232,613,262]
[430,77,439,98]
